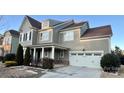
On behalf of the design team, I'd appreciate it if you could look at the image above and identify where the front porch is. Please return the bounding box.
[24,44,69,66]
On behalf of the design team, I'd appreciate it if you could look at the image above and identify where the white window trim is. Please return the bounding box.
[63,31,74,41]
[40,31,49,41]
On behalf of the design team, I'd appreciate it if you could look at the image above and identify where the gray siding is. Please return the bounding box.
[59,28,110,54]
[20,18,31,33]
[19,18,38,46]
[79,39,110,54]
[59,28,81,45]
[11,37,19,54]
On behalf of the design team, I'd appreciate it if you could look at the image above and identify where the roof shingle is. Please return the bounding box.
[81,25,112,38]
[26,16,41,29]
[62,22,86,30]
[9,30,19,36]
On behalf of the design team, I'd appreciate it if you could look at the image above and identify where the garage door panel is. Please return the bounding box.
[69,51,103,68]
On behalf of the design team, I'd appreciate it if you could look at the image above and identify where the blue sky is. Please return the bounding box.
[0,15,124,49]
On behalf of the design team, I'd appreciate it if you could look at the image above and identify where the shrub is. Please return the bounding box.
[0,56,3,61]
[16,44,23,65]
[42,58,54,69]
[24,47,31,66]
[3,53,16,63]
[4,61,17,67]
[120,56,124,65]
[100,53,121,73]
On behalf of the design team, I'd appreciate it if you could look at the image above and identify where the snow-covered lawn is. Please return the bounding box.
[41,66,101,78]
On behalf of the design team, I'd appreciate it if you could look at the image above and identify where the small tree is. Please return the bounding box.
[16,44,23,65]
[115,46,123,57]
[24,47,31,66]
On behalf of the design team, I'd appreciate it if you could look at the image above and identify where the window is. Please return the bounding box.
[71,53,76,55]
[60,50,64,58]
[94,53,101,56]
[7,38,9,45]
[40,32,49,41]
[4,37,11,45]
[40,33,42,39]
[85,53,92,56]
[4,37,7,45]
[23,34,25,41]
[20,34,22,42]
[78,53,84,56]
[25,33,27,40]
[29,32,32,40]
[64,31,74,41]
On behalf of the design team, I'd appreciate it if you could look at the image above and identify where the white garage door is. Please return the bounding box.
[69,51,104,68]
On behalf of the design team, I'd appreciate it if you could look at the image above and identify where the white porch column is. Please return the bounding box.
[51,46,55,59]
[33,48,36,61]
[41,47,44,58]
[23,48,26,55]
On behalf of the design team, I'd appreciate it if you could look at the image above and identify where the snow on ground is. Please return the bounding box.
[41,66,101,78]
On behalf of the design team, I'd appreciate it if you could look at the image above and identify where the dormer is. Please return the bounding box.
[42,19,61,29]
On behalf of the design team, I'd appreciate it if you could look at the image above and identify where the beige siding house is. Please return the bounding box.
[0,35,4,56]
[3,30,19,56]
[19,16,112,68]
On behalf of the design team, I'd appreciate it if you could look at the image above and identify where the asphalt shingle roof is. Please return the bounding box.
[62,22,86,30]
[26,16,41,29]
[81,25,112,38]
[8,30,19,36]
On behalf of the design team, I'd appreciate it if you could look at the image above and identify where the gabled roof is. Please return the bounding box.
[5,30,19,36]
[26,16,41,29]
[81,25,112,39]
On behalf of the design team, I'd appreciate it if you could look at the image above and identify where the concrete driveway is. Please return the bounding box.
[41,66,101,78]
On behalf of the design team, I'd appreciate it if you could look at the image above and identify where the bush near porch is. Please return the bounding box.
[3,53,16,63]
[3,53,17,67]
[24,47,31,66]
[42,58,54,69]
[100,53,121,73]
[31,58,69,69]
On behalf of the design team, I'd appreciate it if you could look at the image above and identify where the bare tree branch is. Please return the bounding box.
[0,16,9,32]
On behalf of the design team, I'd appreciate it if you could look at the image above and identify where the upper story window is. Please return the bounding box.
[23,34,25,41]
[40,32,49,41]
[21,31,32,41]
[3,37,11,45]
[63,31,74,41]
[29,32,32,40]
[20,34,22,42]
[25,33,27,40]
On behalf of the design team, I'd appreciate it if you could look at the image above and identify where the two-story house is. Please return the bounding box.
[3,30,19,55]
[19,16,112,68]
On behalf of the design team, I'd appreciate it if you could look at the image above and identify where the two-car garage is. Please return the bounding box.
[69,51,104,68]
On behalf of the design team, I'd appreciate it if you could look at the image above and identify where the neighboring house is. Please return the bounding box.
[3,30,19,55]
[0,34,4,56]
[19,16,112,68]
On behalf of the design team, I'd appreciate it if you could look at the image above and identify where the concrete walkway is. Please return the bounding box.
[41,66,101,78]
